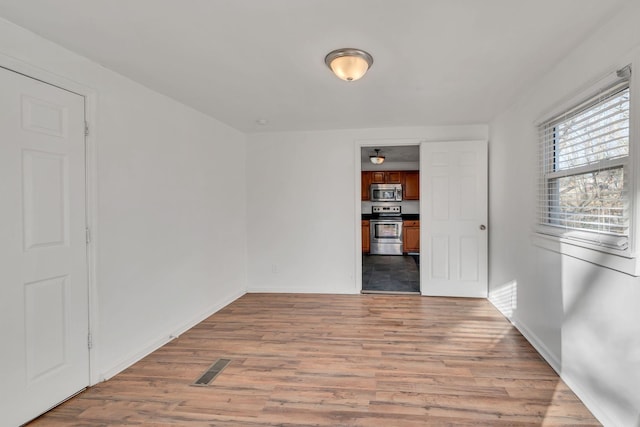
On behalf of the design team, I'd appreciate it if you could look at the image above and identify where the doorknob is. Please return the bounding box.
[480,225,486,230]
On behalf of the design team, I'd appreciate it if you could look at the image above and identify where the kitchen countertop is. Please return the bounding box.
[362,214,419,221]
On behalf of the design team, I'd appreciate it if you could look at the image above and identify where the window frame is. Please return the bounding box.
[532,60,640,276]
[540,81,630,247]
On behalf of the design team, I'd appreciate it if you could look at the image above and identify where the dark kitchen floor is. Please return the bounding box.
[362,254,420,293]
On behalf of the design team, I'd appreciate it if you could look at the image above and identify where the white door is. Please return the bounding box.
[420,140,488,297]
[0,67,89,426]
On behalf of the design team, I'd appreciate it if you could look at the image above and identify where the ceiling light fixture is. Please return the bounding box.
[325,48,373,82]
[369,149,385,165]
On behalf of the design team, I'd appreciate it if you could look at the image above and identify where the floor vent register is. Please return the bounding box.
[191,358,231,386]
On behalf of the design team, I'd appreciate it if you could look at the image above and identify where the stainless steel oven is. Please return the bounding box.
[370,206,403,255]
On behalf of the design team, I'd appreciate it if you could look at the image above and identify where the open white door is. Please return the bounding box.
[0,67,89,425]
[420,140,488,297]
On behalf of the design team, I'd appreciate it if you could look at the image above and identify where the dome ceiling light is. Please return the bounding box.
[324,48,373,82]
[369,149,385,165]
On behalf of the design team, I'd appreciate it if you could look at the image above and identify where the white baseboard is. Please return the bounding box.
[510,316,561,374]
[559,367,619,427]
[96,289,246,383]
[510,316,621,427]
[488,298,617,427]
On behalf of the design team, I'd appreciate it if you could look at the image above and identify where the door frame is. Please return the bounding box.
[354,138,422,293]
[0,53,100,385]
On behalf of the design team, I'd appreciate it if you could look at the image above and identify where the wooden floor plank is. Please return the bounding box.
[27,294,601,426]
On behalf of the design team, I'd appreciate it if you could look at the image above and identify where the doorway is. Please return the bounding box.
[360,145,420,294]
[356,139,488,297]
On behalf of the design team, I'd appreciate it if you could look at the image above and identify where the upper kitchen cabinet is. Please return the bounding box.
[361,172,372,201]
[363,170,419,200]
[403,171,419,200]
[371,171,402,184]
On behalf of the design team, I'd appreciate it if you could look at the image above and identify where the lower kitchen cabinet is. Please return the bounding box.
[403,220,419,253]
[362,220,370,253]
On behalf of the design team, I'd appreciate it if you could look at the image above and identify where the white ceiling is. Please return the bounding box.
[0,0,628,133]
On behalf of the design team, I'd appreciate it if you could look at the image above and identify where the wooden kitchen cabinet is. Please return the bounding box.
[403,171,420,200]
[362,220,370,253]
[371,171,386,183]
[363,170,419,200]
[361,171,372,200]
[371,171,402,184]
[403,220,420,254]
[386,171,402,183]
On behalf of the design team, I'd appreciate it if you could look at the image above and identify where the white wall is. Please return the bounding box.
[489,2,640,425]
[246,126,488,293]
[0,18,248,381]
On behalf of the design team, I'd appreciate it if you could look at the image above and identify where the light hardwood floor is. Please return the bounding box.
[29,294,600,426]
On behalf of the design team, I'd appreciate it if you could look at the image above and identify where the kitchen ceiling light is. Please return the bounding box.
[369,149,385,165]
[325,48,373,82]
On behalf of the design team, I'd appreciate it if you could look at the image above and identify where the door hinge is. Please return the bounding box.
[85,227,91,245]
[88,332,93,350]
[84,121,89,136]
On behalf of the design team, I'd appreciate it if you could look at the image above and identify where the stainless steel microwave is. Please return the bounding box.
[370,183,402,202]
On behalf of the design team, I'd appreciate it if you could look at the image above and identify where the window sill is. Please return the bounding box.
[531,233,640,276]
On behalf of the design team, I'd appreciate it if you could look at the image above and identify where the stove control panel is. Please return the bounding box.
[372,205,401,215]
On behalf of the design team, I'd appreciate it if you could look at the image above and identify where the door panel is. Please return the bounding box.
[421,141,488,297]
[431,235,450,279]
[23,150,68,248]
[0,67,89,426]
[459,236,479,281]
[25,276,68,381]
[432,176,449,219]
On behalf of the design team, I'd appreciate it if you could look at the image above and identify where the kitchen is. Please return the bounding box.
[361,145,420,294]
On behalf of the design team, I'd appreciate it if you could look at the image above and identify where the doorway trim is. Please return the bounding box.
[354,138,422,293]
[0,52,100,385]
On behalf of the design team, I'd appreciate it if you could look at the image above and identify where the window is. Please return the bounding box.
[537,67,631,252]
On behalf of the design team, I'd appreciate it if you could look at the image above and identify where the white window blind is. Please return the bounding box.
[537,70,631,250]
